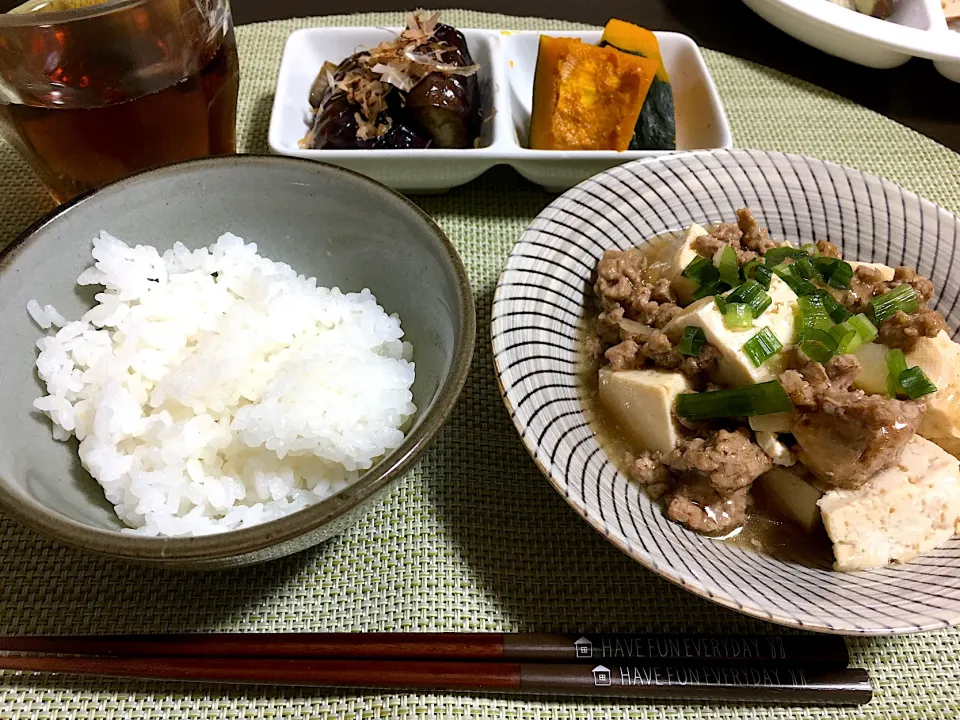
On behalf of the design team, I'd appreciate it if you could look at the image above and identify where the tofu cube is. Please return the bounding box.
[909,331,960,453]
[854,331,960,458]
[755,467,825,532]
[818,435,960,571]
[663,224,710,305]
[598,367,691,454]
[663,274,799,386]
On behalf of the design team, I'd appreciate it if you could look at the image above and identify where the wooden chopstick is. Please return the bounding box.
[0,655,872,705]
[0,633,850,667]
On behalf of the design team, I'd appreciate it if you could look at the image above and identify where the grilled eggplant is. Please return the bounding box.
[301,13,482,151]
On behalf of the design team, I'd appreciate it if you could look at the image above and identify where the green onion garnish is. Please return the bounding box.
[682,255,720,287]
[828,321,862,355]
[678,326,707,357]
[801,243,820,257]
[724,303,754,329]
[898,366,938,400]
[849,313,878,343]
[693,280,727,301]
[726,279,772,317]
[812,256,838,277]
[717,246,741,288]
[886,348,908,397]
[797,294,835,338]
[764,246,808,267]
[714,294,727,315]
[754,264,773,290]
[675,381,794,420]
[742,258,761,281]
[826,260,853,289]
[792,256,817,280]
[773,263,817,296]
[801,328,839,364]
[812,290,853,324]
[871,283,918,325]
[743,327,783,368]
[812,256,853,288]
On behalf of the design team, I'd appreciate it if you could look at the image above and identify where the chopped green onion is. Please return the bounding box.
[724,303,754,329]
[828,322,862,355]
[791,256,817,280]
[773,263,818,296]
[675,381,794,420]
[826,260,853,289]
[801,328,839,364]
[717,246,741,287]
[801,243,820,257]
[743,327,783,368]
[812,256,838,275]
[849,313,878,344]
[754,264,773,290]
[898,366,938,400]
[714,294,727,315]
[751,292,773,317]
[812,290,853,324]
[742,258,762,281]
[726,279,759,304]
[682,255,720,287]
[764,246,808,267]
[678,326,707,357]
[797,294,835,338]
[870,283,918,325]
[693,280,727,301]
[810,257,853,289]
[886,348,908,397]
[726,279,772,318]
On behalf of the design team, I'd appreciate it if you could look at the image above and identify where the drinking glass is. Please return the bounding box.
[0,0,240,202]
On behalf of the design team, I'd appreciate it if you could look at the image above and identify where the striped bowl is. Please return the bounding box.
[491,149,960,635]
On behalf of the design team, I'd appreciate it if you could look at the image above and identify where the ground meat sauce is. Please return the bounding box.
[780,346,924,489]
[839,264,946,352]
[584,207,941,540]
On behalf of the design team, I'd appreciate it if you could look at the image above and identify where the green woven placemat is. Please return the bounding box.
[2,9,960,720]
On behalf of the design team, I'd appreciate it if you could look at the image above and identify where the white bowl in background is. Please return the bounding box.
[268,27,733,193]
[741,0,960,79]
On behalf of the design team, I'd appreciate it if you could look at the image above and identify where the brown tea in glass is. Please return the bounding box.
[0,0,240,202]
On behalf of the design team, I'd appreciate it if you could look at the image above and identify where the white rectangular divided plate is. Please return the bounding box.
[268,28,733,193]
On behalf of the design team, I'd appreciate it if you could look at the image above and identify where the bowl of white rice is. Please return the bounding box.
[0,156,475,568]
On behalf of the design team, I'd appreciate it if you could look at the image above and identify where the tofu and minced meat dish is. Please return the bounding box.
[584,208,960,571]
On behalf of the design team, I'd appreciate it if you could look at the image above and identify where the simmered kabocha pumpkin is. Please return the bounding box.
[529,36,658,151]
[600,18,676,150]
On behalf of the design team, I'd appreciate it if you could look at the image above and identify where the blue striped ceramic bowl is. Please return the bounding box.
[491,149,960,635]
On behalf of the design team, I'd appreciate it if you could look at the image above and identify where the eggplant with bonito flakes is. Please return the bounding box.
[301,11,483,150]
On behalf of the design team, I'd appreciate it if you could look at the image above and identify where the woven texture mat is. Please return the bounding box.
[2,9,960,720]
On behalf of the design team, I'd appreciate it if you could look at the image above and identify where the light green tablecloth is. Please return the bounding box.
[2,10,960,720]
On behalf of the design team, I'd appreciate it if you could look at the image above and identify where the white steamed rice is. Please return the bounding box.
[29,232,416,537]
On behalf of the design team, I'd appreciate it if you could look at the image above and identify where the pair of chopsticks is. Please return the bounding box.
[0,632,871,705]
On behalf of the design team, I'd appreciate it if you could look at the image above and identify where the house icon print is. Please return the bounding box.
[574,636,593,659]
[592,665,611,687]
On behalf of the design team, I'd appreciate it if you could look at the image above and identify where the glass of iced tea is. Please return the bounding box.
[0,0,239,202]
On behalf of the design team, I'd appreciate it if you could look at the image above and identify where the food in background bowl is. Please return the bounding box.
[826,0,894,18]
[29,232,416,537]
[529,19,676,151]
[300,11,482,150]
[585,208,960,571]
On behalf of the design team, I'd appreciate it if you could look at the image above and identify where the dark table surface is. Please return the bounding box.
[2,0,956,153]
